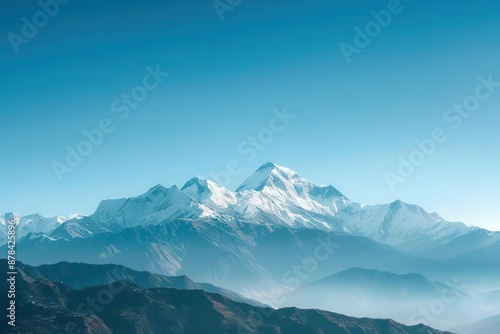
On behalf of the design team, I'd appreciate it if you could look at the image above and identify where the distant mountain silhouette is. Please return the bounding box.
[4,265,454,334]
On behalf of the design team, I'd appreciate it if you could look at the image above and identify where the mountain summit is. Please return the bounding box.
[237,162,345,199]
[3,163,495,331]
[1,162,475,251]
[237,162,300,192]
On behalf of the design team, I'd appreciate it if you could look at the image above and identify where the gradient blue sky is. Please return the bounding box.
[1,0,499,230]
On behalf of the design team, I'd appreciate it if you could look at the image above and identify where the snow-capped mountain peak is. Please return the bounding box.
[0,212,21,225]
[65,213,86,220]
[389,200,445,223]
[237,162,348,210]
[91,185,202,228]
[237,162,347,200]
[236,162,300,192]
[0,212,78,245]
[181,177,237,209]
[147,184,169,193]
[229,163,352,229]
[1,163,480,251]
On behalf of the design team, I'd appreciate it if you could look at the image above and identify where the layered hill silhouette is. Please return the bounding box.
[2,163,499,331]
[2,261,454,334]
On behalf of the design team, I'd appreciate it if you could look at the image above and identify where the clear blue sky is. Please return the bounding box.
[1,0,499,231]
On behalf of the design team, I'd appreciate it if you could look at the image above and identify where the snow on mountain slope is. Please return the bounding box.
[199,162,474,249]
[1,162,479,250]
[0,212,84,245]
[233,162,351,229]
[92,185,173,225]
[49,217,101,240]
[180,163,352,230]
[337,200,473,250]
[236,162,349,215]
[181,177,237,210]
[91,185,211,228]
[228,163,473,247]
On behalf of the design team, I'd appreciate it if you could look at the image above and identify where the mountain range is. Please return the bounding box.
[284,267,494,330]
[15,260,265,307]
[2,162,499,331]
[1,259,454,334]
[1,162,482,250]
